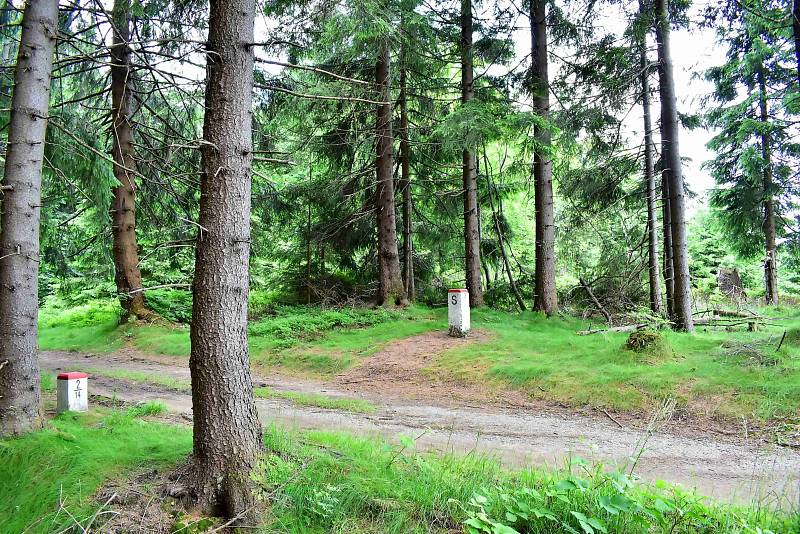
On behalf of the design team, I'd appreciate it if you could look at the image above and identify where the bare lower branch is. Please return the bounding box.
[255,83,388,105]
[0,245,21,262]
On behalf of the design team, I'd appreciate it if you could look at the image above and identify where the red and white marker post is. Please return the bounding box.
[57,372,89,413]
[448,289,470,337]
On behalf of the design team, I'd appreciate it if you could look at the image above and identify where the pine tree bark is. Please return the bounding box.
[187,0,262,521]
[399,52,414,301]
[530,0,557,315]
[0,0,58,437]
[661,174,674,318]
[758,66,778,305]
[110,0,149,320]
[461,0,483,307]
[641,44,662,315]
[375,39,407,306]
[654,0,693,331]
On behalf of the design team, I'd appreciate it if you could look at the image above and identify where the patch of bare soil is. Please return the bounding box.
[334,330,526,405]
[92,470,223,534]
[43,348,191,380]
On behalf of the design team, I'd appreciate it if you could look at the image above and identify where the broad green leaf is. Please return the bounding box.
[492,524,521,534]
[465,517,490,533]
[556,479,579,491]
[587,517,608,533]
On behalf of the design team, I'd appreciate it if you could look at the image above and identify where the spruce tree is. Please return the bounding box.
[0,0,59,436]
[705,0,796,305]
[654,0,693,331]
[187,0,263,520]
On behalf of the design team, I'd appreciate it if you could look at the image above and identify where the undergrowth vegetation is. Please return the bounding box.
[4,410,794,533]
[0,410,191,533]
[256,427,795,533]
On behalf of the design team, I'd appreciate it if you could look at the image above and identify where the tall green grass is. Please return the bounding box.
[433,308,800,419]
[254,387,377,413]
[3,412,795,533]
[0,410,191,533]
[38,299,123,353]
[256,427,796,533]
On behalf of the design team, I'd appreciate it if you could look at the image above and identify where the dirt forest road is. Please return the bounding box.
[39,332,800,510]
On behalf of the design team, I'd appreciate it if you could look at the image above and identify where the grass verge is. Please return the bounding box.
[39,301,440,376]
[432,308,800,421]
[258,426,796,533]
[255,387,377,413]
[69,368,375,414]
[0,410,191,533]
[77,367,191,392]
[4,412,795,533]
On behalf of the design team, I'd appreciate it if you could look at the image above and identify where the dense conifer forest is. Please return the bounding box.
[1,0,799,532]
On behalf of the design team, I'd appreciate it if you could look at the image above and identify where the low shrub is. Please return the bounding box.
[624,330,674,364]
[39,298,120,328]
[458,467,791,534]
[248,305,403,347]
[145,289,193,323]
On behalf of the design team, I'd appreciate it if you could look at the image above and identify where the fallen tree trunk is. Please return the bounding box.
[577,325,641,336]
[713,309,760,319]
[694,318,779,328]
[579,277,612,325]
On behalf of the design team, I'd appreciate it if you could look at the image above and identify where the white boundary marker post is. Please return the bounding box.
[448,288,470,337]
[57,372,89,413]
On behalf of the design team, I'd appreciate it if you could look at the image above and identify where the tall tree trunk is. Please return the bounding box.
[0,0,58,437]
[399,53,415,301]
[758,66,778,305]
[375,39,407,306]
[661,174,674,318]
[481,256,492,293]
[461,0,483,307]
[306,200,312,304]
[654,0,693,331]
[478,200,490,293]
[793,0,800,86]
[110,0,150,320]
[187,0,262,521]
[640,43,662,315]
[530,0,558,315]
